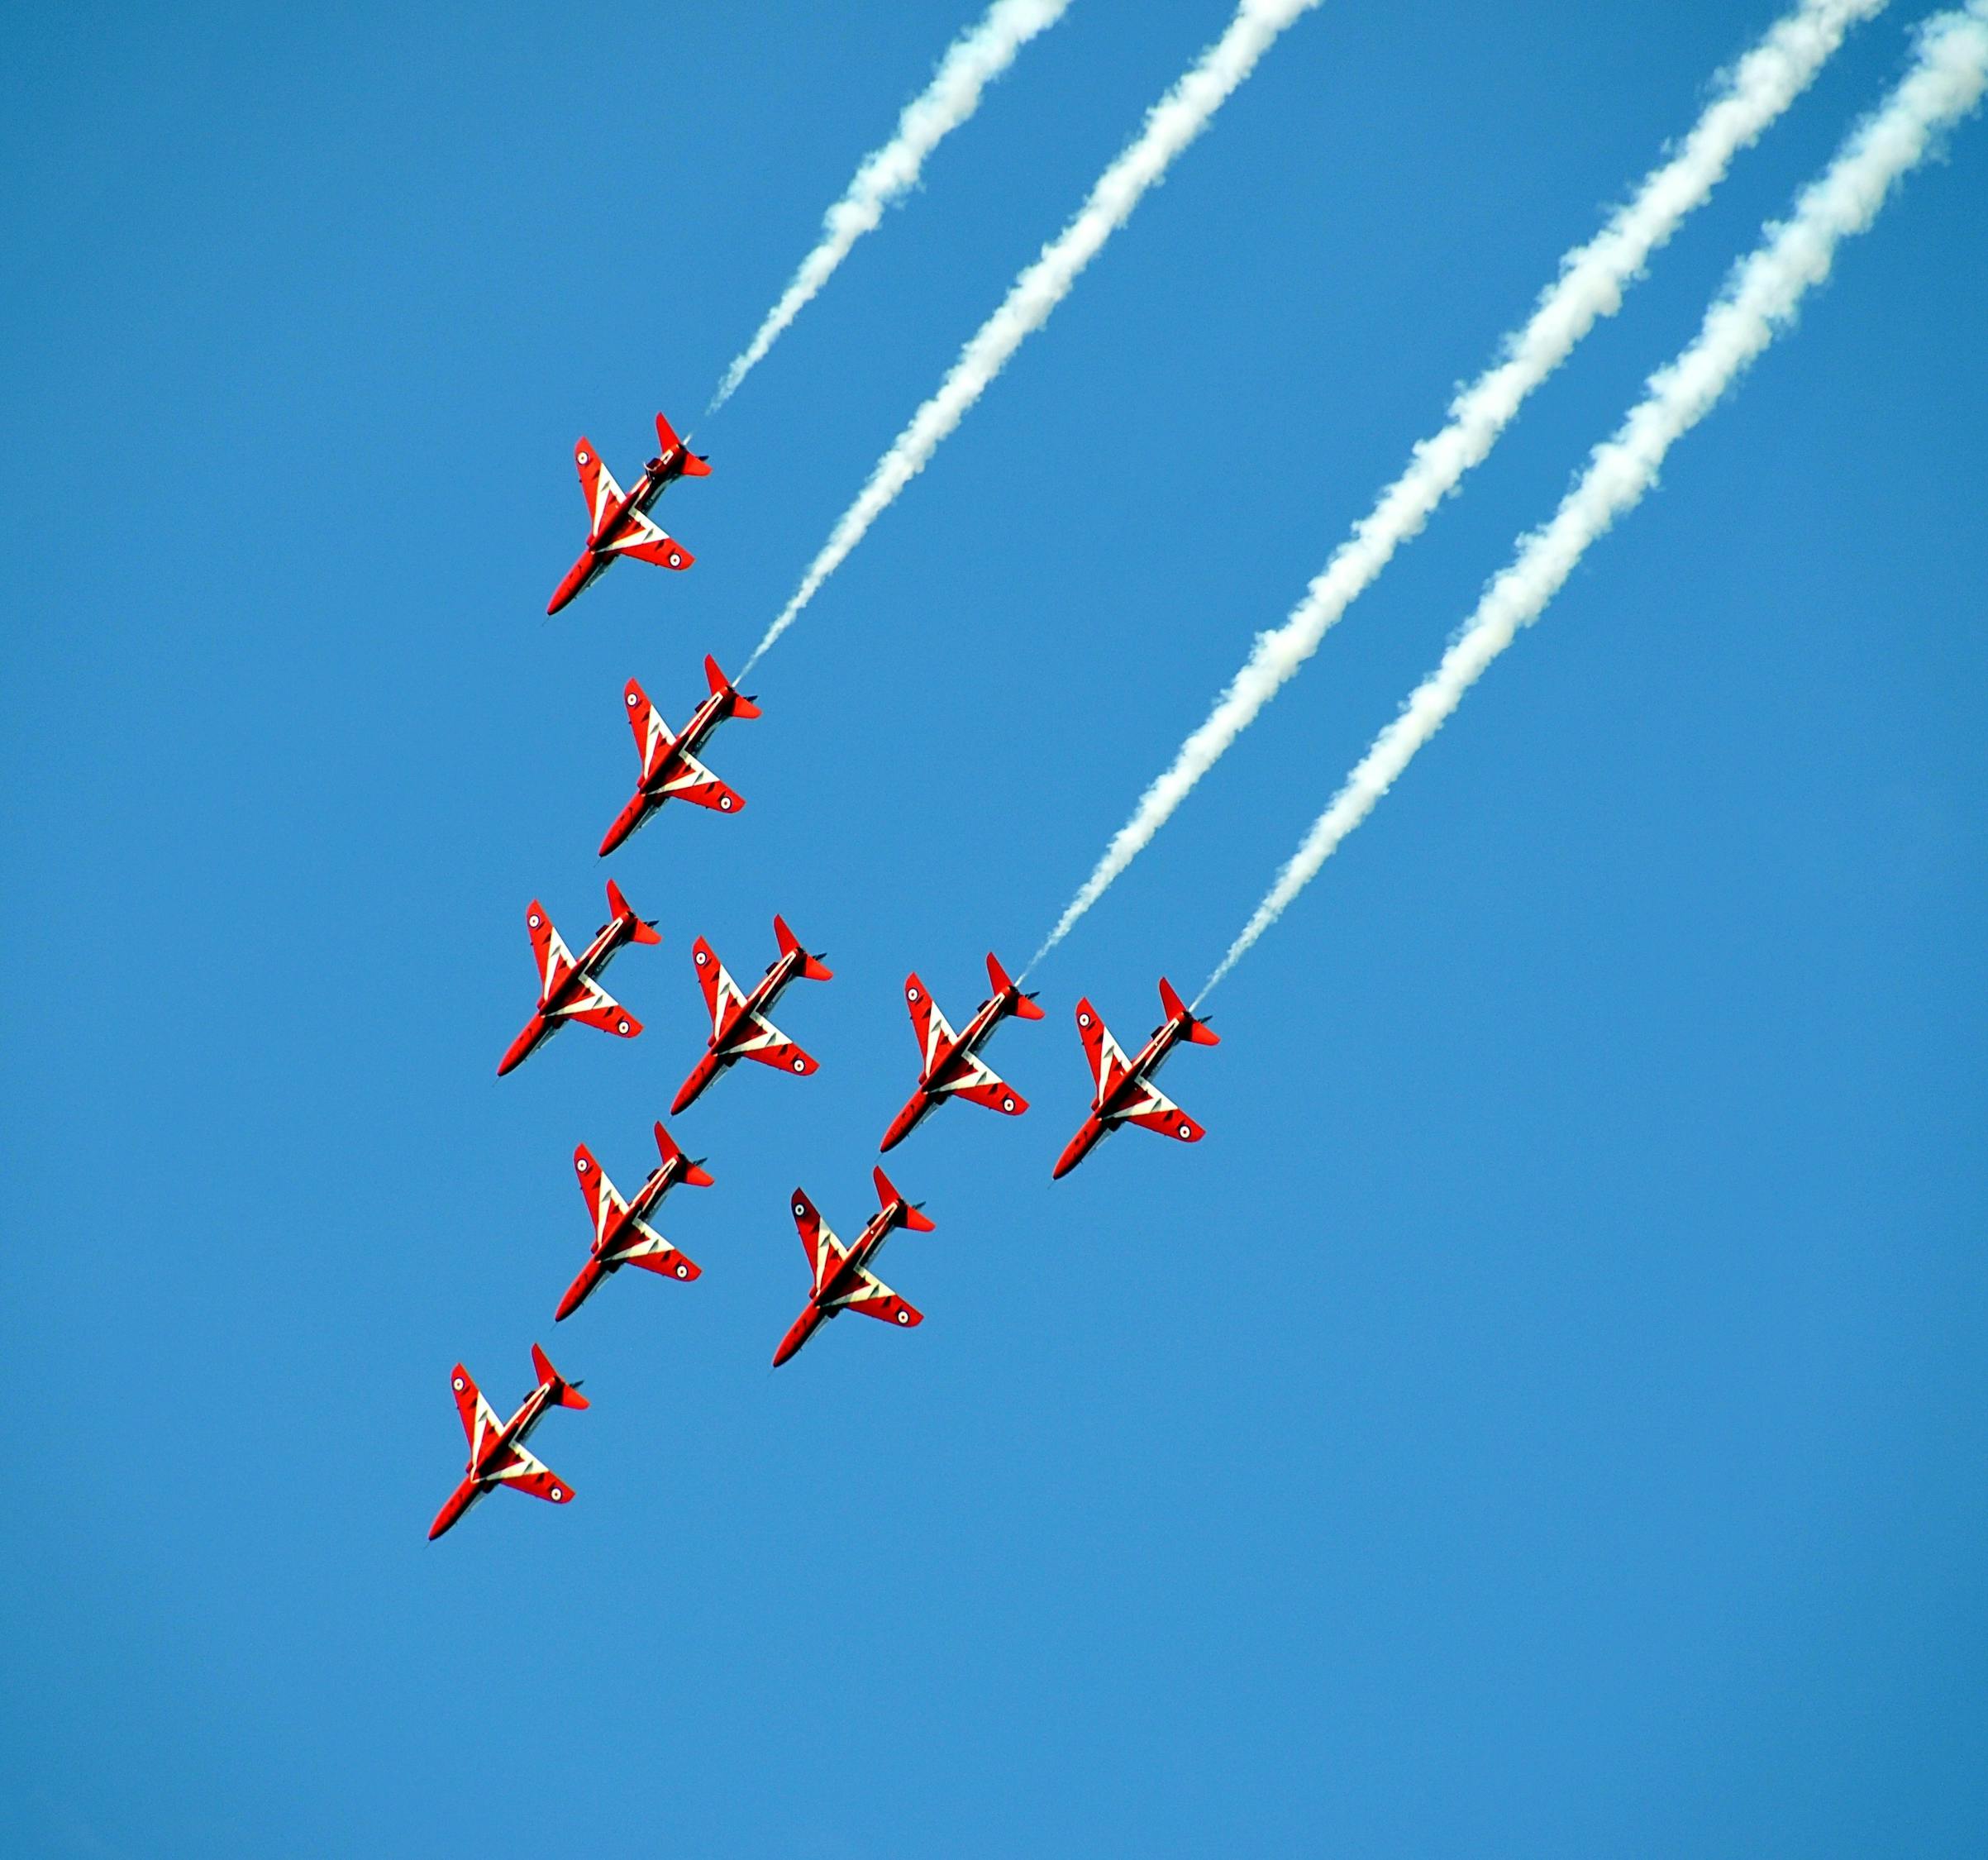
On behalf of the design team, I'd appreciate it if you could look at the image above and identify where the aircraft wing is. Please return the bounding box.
[603,508,690,570]
[573,1146,627,1242]
[654,746,741,813]
[603,1216,700,1281]
[946,1058,1027,1118]
[624,678,677,770]
[527,903,576,999]
[1074,999,1132,1101]
[575,438,624,542]
[693,941,746,1036]
[727,1009,817,1076]
[790,1189,849,1295]
[1118,1080,1205,1145]
[903,975,957,1076]
[490,1444,574,1505]
[829,1265,922,1328]
[451,1366,503,1459]
[555,977,641,1039]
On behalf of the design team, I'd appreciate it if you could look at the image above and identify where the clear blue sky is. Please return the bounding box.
[3,2,1985,1853]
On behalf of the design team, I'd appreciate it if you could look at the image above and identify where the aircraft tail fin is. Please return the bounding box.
[607,879,663,945]
[653,1119,715,1188]
[531,1342,589,1409]
[705,654,761,719]
[1159,976,1219,1045]
[775,914,832,981]
[875,1165,936,1232]
[989,951,1045,1019]
[656,411,711,477]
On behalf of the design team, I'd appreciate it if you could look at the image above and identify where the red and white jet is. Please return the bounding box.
[497,879,661,1077]
[598,656,760,856]
[427,1343,589,1540]
[880,951,1044,1152]
[772,1166,936,1368]
[670,914,831,1115]
[555,1119,713,1322]
[546,411,709,615]
[1051,977,1219,1180]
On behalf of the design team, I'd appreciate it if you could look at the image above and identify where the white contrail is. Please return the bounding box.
[741,0,1324,676]
[1200,1,1988,999]
[709,0,1075,414]
[1028,0,1888,973]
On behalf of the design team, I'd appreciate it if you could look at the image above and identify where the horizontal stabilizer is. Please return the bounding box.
[531,1342,589,1409]
[774,913,832,981]
[1159,976,1218,1045]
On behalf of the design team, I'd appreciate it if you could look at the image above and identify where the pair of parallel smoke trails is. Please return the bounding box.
[708,0,1988,1005]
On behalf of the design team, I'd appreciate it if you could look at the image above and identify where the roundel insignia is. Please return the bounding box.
[719,796,733,810]
[1179,1122,1192,1138]
[550,1486,564,1501]
[1002,1096,1016,1112]
[895,1310,910,1324]
[794,1201,807,1218]
[695,950,708,966]
[908,986,921,1003]
[452,1376,465,1391]
[1078,1012,1092,1028]
[617,1018,632,1034]
[530,913,542,928]
[668,551,683,567]
[627,692,638,708]
[577,451,589,465]
[675,1262,689,1278]
[791,1057,806,1072]
[577,1158,589,1172]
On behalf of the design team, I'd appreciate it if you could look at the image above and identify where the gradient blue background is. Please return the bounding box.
[3,2,1984,1853]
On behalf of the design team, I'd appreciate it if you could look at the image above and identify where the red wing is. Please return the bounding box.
[573,1145,625,1240]
[732,1012,817,1075]
[623,677,675,774]
[789,1188,846,1291]
[1073,999,1130,1101]
[575,439,623,542]
[527,903,575,999]
[493,1447,574,1505]
[621,1242,702,1282]
[565,993,642,1039]
[832,1268,922,1328]
[605,509,692,570]
[903,975,956,1078]
[1123,1095,1204,1143]
[691,940,744,1033]
[654,747,741,813]
[450,1366,502,1457]
[949,1068,1028,1117]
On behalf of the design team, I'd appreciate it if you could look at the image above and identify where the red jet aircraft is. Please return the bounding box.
[598,656,760,856]
[547,411,709,615]
[497,879,661,1076]
[427,1343,589,1540]
[880,951,1044,1152]
[773,1166,936,1367]
[1051,977,1219,1180]
[670,915,831,1114]
[555,1119,712,1321]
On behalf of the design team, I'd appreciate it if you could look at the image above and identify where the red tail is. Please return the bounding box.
[774,914,832,981]
[704,654,761,719]
[656,411,710,477]
[989,951,1044,1019]
[653,1119,715,1187]
[875,1165,936,1232]
[607,878,663,946]
[1158,976,1219,1045]
[531,1343,589,1409]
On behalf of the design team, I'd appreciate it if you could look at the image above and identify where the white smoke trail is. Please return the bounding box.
[741,0,1324,677]
[1200,1,1988,999]
[1028,0,1887,973]
[709,0,1074,414]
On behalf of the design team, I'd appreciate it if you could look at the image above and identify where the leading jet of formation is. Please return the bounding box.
[428,1343,589,1539]
[598,656,760,856]
[555,1119,711,1321]
[773,1166,935,1367]
[498,879,661,1076]
[547,411,708,615]
[671,914,831,1114]
[881,951,1043,1152]
[1051,977,1219,1180]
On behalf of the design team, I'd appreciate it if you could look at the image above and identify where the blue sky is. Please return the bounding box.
[3,2,1985,1853]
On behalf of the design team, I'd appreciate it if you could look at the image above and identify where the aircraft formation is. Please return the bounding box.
[431,411,1218,1538]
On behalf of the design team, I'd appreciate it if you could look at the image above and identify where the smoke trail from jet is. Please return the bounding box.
[741,0,1324,677]
[1027,0,1887,974]
[709,0,1075,415]
[1199,1,1988,1001]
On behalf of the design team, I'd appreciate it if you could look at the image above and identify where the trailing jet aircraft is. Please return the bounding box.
[670,914,831,1114]
[773,1166,935,1368]
[547,411,709,614]
[427,1343,589,1540]
[880,951,1043,1152]
[497,879,660,1076]
[555,1119,712,1321]
[1051,977,1219,1180]
[598,656,760,856]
